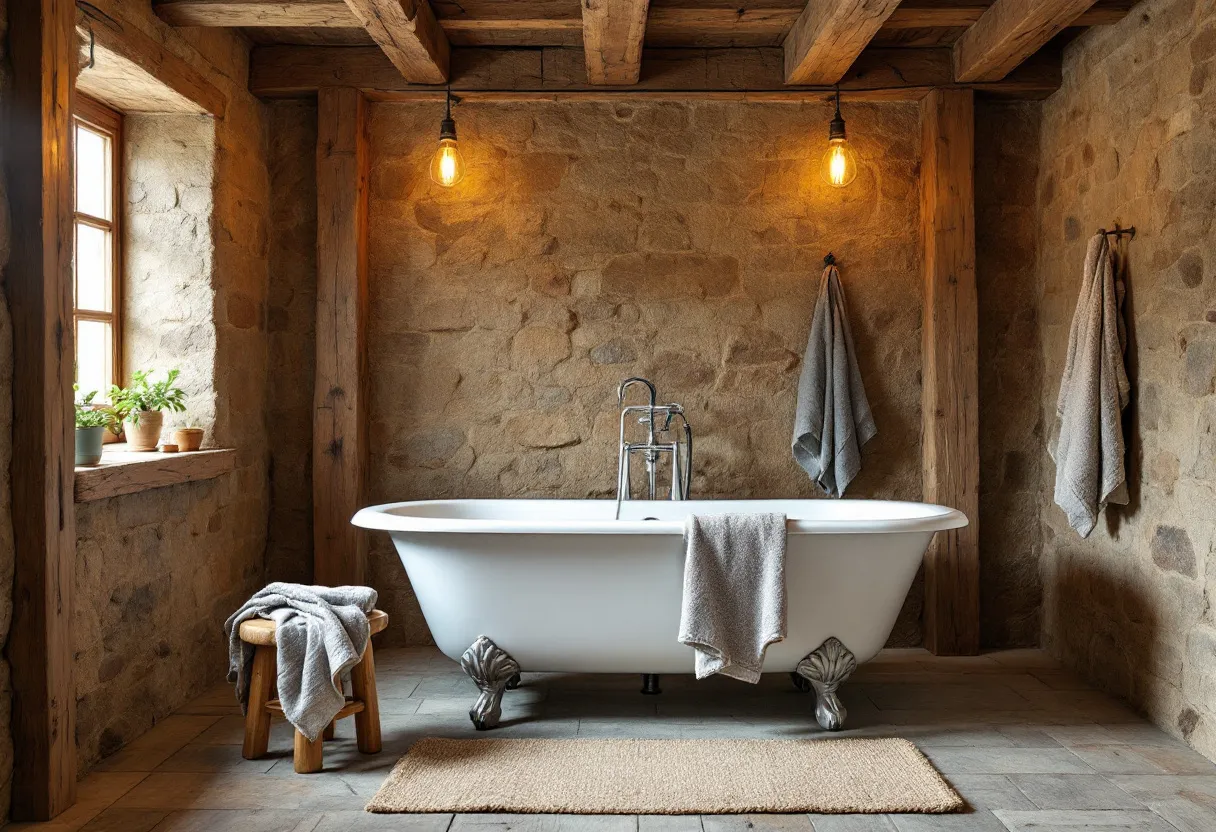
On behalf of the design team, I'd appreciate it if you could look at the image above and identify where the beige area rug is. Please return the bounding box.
[367,738,963,815]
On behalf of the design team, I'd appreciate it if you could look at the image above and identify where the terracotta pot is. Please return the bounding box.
[75,426,105,466]
[125,410,164,451]
[173,427,205,452]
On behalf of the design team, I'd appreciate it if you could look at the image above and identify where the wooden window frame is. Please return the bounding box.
[73,93,123,394]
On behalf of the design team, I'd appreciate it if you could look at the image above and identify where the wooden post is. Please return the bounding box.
[919,88,980,656]
[6,0,79,819]
[314,87,369,587]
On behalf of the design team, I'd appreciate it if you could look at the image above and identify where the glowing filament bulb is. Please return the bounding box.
[821,139,857,188]
[430,138,465,188]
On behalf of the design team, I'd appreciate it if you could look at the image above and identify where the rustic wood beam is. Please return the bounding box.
[249,45,1061,98]
[919,88,980,656]
[6,0,79,819]
[154,0,358,26]
[151,0,1132,34]
[954,0,1099,81]
[314,87,370,587]
[782,0,903,85]
[342,0,450,83]
[77,0,228,115]
[581,0,651,84]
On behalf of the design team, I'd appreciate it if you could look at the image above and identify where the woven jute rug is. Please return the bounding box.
[366,737,963,815]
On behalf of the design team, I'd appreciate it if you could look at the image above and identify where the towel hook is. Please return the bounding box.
[823,252,836,266]
[1098,225,1136,240]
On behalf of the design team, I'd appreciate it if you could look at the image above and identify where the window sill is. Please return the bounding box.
[74,445,237,503]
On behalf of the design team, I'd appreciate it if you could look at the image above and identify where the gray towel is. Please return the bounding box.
[792,263,877,497]
[225,582,378,742]
[678,513,787,683]
[1051,233,1130,537]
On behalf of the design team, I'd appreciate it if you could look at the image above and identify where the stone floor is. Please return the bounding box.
[10,647,1216,831]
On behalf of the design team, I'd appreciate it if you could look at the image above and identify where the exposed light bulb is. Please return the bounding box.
[821,139,857,188]
[430,138,465,188]
[820,90,858,188]
[429,90,466,188]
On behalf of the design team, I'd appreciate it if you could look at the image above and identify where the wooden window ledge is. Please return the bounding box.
[74,445,237,502]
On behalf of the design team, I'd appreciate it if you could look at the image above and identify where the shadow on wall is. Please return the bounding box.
[1048,551,1160,718]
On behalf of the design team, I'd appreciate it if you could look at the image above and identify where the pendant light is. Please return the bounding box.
[429,89,466,188]
[820,88,858,188]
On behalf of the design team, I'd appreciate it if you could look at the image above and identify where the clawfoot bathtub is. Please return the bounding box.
[353,499,968,730]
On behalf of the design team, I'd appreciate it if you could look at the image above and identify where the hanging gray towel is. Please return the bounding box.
[225,582,378,742]
[678,513,787,683]
[1051,233,1130,537]
[792,262,877,497]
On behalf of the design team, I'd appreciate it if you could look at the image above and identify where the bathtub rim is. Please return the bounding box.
[351,498,968,536]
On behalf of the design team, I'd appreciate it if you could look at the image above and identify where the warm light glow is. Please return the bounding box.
[430,138,466,187]
[821,139,857,188]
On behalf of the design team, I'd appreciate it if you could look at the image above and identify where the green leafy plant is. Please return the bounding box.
[110,369,187,425]
[74,386,117,430]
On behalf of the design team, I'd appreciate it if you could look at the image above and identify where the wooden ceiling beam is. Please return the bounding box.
[782,0,903,85]
[249,44,1061,98]
[342,0,450,83]
[152,0,1133,46]
[953,0,1099,81]
[154,0,356,26]
[581,0,651,84]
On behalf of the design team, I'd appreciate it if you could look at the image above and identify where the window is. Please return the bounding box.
[73,95,122,399]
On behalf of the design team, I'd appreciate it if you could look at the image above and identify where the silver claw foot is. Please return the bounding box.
[795,637,857,731]
[460,636,521,730]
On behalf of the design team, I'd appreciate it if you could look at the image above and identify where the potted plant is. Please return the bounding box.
[74,387,116,466]
[172,416,205,452]
[110,369,187,452]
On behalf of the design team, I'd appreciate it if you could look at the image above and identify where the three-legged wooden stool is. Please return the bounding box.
[240,609,388,773]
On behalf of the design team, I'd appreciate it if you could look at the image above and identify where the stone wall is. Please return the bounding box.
[976,102,1045,648]
[362,100,927,645]
[124,115,217,420]
[0,0,15,818]
[265,100,317,585]
[71,0,271,774]
[1037,0,1216,758]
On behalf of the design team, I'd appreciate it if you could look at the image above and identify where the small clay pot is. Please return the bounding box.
[125,410,164,451]
[75,426,105,466]
[173,427,205,452]
[161,444,180,453]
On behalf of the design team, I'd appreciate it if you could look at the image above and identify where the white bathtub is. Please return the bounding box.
[353,499,965,670]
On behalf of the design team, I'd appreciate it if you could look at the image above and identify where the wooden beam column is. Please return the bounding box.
[954,0,1099,82]
[919,88,980,656]
[314,87,370,586]
[342,0,449,83]
[6,0,79,820]
[581,0,651,84]
[783,0,904,85]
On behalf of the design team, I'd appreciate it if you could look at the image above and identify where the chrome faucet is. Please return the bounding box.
[615,377,693,518]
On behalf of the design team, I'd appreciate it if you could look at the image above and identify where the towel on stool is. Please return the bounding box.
[792,261,876,498]
[678,513,787,683]
[225,582,378,742]
[1051,232,1130,537]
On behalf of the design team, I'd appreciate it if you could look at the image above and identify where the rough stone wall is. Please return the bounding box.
[1037,0,1216,758]
[265,100,317,584]
[124,115,217,422]
[0,0,15,817]
[71,0,271,774]
[976,102,1045,648]
[363,101,927,645]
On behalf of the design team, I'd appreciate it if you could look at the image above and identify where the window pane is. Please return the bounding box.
[75,123,110,220]
[76,319,112,399]
[75,222,111,312]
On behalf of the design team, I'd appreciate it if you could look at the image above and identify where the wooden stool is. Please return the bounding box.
[240,609,388,773]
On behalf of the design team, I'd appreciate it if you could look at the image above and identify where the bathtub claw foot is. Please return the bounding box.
[460,636,521,730]
[795,638,857,731]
